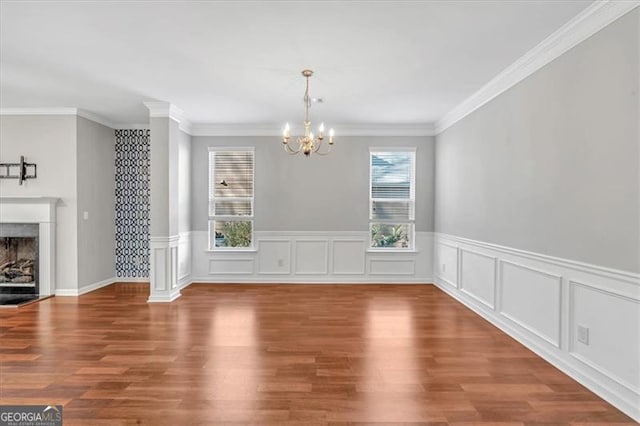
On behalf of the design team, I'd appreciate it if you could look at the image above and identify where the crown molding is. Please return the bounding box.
[8,0,635,138]
[0,107,118,128]
[143,101,192,134]
[435,0,640,134]
[334,123,436,136]
[76,109,117,129]
[0,107,78,116]
[115,123,150,130]
[190,122,436,137]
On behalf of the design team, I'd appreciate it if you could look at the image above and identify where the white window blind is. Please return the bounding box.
[369,150,415,249]
[208,149,255,249]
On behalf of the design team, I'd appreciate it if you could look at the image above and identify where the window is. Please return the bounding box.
[208,148,255,249]
[369,148,416,249]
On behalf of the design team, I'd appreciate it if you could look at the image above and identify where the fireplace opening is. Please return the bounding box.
[1,237,36,284]
[0,223,39,306]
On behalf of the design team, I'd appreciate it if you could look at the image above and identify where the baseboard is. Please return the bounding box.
[54,289,80,296]
[187,277,434,285]
[55,277,116,297]
[147,289,181,303]
[115,277,150,283]
[178,275,192,289]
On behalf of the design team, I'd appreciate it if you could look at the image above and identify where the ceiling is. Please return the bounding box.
[0,1,593,126]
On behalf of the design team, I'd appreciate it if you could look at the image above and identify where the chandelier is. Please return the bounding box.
[282,69,335,156]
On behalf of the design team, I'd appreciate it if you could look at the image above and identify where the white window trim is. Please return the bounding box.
[208,147,255,251]
[368,149,416,250]
[208,146,255,152]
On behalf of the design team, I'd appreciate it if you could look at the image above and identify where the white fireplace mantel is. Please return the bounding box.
[0,196,59,296]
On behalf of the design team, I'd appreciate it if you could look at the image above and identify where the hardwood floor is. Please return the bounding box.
[0,283,635,425]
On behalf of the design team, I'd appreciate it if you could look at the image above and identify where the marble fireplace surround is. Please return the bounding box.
[0,197,58,296]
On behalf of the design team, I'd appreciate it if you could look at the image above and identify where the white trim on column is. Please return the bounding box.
[435,0,640,133]
[144,101,192,134]
[148,235,181,303]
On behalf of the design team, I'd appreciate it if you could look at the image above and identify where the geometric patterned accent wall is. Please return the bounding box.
[114,129,150,278]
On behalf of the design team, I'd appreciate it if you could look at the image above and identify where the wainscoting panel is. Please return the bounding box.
[332,240,366,275]
[459,249,496,309]
[369,258,415,275]
[295,240,329,275]
[433,233,640,422]
[258,240,291,275]
[500,260,562,348]
[435,242,458,288]
[569,280,640,395]
[190,231,432,283]
[178,232,191,281]
[208,258,254,275]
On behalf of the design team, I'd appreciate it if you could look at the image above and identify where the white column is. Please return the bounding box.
[145,102,183,302]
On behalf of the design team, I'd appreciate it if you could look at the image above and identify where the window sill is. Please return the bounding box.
[366,248,419,254]
[204,248,258,253]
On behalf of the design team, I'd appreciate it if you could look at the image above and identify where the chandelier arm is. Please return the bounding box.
[313,142,332,156]
[313,137,324,153]
[283,141,302,155]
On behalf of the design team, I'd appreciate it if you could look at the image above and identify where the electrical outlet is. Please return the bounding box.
[277,259,284,267]
[577,325,589,345]
[83,211,89,220]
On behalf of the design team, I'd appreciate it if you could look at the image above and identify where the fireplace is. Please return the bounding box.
[0,223,39,304]
[0,197,58,304]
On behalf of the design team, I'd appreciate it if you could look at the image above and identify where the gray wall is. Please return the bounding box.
[178,129,191,234]
[192,136,435,232]
[77,116,116,288]
[0,114,79,290]
[435,9,639,272]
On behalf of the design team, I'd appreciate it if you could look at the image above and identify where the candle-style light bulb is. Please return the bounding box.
[319,122,325,139]
[329,128,335,145]
[309,131,314,141]
[283,123,290,143]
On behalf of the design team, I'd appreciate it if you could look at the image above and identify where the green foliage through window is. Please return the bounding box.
[371,223,410,248]
[214,221,252,248]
